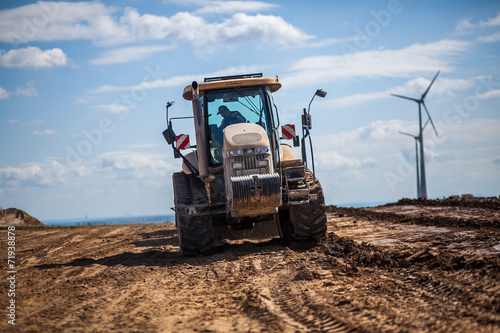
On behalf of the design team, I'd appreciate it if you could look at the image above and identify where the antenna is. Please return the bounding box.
[391,71,440,199]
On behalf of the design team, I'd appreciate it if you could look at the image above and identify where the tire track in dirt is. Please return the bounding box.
[263,287,354,333]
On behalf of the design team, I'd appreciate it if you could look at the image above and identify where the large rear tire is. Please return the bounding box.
[173,172,215,256]
[287,170,327,241]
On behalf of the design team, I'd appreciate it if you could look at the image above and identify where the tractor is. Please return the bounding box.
[163,73,327,256]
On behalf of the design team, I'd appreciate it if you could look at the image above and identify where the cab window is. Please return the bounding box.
[205,88,270,165]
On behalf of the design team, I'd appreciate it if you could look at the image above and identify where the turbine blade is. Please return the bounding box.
[398,131,417,138]
[422,70,440,99]
[422,102,439,137]
[391,94,420,103]
[422,118,430,131]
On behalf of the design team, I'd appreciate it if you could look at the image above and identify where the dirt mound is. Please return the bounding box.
[329,196,500,230]
[319,232,396,269]
[393,196,500,210]
[0,208,44,226]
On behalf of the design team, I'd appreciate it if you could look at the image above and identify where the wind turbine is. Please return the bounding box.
[398,119,429,198]
[391,71,440,199]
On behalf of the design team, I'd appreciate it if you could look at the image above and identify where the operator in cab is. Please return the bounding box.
[218,105,246,130]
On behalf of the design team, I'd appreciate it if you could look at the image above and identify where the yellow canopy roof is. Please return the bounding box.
[183,76,281,100]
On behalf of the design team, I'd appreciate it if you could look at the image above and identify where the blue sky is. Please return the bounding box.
[0,0,499,220]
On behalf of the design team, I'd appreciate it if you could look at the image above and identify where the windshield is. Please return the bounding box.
[205,87,271,165]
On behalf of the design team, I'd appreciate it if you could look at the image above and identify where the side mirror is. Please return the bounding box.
[162,124,176,145]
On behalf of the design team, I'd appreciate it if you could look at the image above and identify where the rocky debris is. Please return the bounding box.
[0,208,45,226]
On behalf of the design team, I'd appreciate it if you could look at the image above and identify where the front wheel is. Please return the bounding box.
[173,172,215,256]
[176,213,215,256]
[284,171,327,241]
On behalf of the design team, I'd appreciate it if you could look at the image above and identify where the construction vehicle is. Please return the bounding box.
[163,73,327,256]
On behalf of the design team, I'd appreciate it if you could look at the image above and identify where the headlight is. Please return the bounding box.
[227,149,243,157]
[227,147,269,157]
[257,159,269,167]
[231,161,244,170]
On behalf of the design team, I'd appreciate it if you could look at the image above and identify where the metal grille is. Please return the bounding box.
[234,154,267,170]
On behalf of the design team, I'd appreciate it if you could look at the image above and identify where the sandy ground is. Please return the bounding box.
[1,198,499,332]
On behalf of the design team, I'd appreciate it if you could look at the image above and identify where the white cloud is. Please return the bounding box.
[100,151,172,180]
[316,120,407,153]
[121,144,162,149]
[7,119,45,125]
[0,2,311,48]
[196,13,313,48]
[0,81,38,99]
[0,1,118,44]
[327,91,388,109]
[304,37,359,48]
[310,118,500,203]
[0,86,11,99]
[0,160,81,188]
[74,96,99,105]
[166,0,278,15]
[15,80,38,97]
[0,47,68,69]
[120,9,312,48]
[454,18,475,33]
[89,74,194,94]
[0,151,175,190]
[479,12,500,28]
[317,151,375,170]
[315,119,500,170]
[0,151,180,218]
[477,32,500,43]
[477,89,500,100]
[282,39,470,88]
[33,129,58,135]
[313,118,500,201]
[194,0,277,14]
[326,76,478,108]
[88,65,260,93]
[16,86,38,97]
[439,119,500,145]
[93,104,134,115]
[89,45,174,65]
[454,12,500,33]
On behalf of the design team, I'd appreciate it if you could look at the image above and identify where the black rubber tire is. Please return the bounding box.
[176,214,215,256]
[173,172,215,256]
[288,170,327,241]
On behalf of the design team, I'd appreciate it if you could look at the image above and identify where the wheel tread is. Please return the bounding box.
[288,169,327,241]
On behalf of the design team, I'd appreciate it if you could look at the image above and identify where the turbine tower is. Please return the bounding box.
[392,71,440,199]
[398,119,429,198]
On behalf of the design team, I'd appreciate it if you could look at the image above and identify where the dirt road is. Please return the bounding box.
[1,198,499,332]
